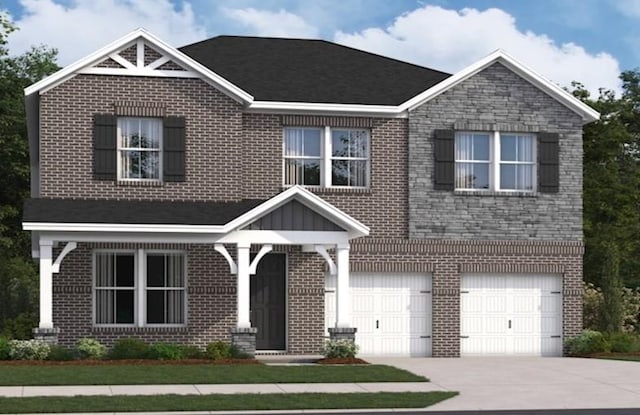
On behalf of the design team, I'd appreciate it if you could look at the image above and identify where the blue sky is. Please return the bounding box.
[1,0,637,97]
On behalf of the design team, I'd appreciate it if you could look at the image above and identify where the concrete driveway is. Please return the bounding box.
[367,357,640,411]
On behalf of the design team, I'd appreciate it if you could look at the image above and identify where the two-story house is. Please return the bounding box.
[22,29,598,357]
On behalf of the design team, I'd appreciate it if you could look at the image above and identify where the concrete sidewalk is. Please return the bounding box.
[0,382,444,398]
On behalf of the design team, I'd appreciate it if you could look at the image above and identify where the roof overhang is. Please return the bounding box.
[23,186,370,240]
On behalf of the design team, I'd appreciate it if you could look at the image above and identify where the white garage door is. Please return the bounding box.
[460,273,563,356]
[325,273,432,356]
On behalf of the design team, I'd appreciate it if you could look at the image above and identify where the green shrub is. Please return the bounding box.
[76,338,106,360]
[179,345,205,359]
[565,330,610,356]
[608,332,640,353]
[0,312,38,340]
[8,339,50,360]
[148,343,184,360]
[205,341,232,360]
[323,339,358,358]
[0,337,10,360]
[229,344,251,359]
[47,345,74,361]
[107,338,150,360]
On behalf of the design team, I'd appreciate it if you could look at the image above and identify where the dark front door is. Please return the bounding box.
[250,253,286,350]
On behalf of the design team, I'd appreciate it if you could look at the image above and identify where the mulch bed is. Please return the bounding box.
[587,352,640,358]
[0,358,262,366]
[315,357,369,364]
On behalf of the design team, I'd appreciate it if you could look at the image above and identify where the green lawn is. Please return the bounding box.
[0,364,427,386]
[594,355,640,362]
[0,392,457,413]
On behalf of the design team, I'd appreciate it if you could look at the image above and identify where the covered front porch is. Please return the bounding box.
[23,186,369,354]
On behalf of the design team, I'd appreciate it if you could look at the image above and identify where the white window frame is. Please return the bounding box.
[283,126,370,189]
[92,249,187,328]
[455,131,536,192]
[116,117,163,183]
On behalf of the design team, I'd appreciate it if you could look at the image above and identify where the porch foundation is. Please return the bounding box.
[32,327,60,344]
[328,327,357,342]
[230,327,258,357]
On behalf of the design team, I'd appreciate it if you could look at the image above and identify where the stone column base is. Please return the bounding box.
[32,327,60,344]
[230,327,258,357]
[328,327,357,342]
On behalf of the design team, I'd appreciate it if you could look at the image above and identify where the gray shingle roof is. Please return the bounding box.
[179,36,451,106]
[23,198,265,225]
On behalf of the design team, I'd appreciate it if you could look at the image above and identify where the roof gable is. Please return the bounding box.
[24,28,253,103]
[242,199,345,232]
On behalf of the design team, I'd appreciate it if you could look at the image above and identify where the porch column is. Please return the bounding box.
[236,242,251,328]
[335,243,351,327]
[38,239,54,329]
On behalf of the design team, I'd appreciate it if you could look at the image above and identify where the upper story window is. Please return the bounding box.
[284,127,370,188]
[455,131,536,192]
[94,250,186,327]
[117,118,162,181]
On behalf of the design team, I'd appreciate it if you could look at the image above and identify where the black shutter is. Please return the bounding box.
[433,129,455,190]
[163,116,186,182]
[538,132,560,193]
[93,114,117,180]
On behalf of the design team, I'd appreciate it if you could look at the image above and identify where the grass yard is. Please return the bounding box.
[0,392,457,413]
[0,363,427,386]
[592,354,640,362]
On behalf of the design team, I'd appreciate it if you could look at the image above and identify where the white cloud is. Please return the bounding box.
[222,7,319,38]
[7,0,207,65]
[334,5,620,97]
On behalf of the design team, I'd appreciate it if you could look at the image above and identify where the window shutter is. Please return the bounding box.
[93,114,117,180]
[538,132,560,193]
[433,129,455,190]
[163,116,186,182]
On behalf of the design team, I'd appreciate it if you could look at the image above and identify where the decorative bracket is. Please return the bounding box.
[214,244,238,274]
[249,244,273,274]
[315,245,337,275]
[52,242,77,274]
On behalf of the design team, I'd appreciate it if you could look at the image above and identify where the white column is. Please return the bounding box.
[236,242,251,328]
[39,239,54,329]
[335,243,351,328]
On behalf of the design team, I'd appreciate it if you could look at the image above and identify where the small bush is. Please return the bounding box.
[179,345,205,359]
[76,338,106,360]
[107,338,150,360]
[47,345,74,361]
[148,343,185,360]
[0,337,10,360]
[206,341,232,360]
[229,344,251,359]
[323,339,358,359]
[8,339,50,360]
[0,312,38,340]
[608,332,640,353]
[565,330,610,356]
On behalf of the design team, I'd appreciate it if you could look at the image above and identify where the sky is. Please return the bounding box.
[0,0,638,98]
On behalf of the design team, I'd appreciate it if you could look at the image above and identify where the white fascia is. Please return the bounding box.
[24,28,254,104]
[247,101,406,118]
[399,49,600,124]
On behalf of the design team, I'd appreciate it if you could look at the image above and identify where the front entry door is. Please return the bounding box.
[250,253,286,350]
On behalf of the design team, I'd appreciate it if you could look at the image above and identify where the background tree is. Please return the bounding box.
[0,14,59,338]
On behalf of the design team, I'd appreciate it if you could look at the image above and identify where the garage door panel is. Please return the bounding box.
[326,273,432,356]
[461,273,563,357]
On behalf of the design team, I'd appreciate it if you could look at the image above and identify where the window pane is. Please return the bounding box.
[501,134,533,162]
[115,254,134,287]
[332,129,369,158]
[140,151,160,179]
[95,289,114,324]
[122,150,140,178]
[284,128,321,157]
[456,133,490,161]
[95,253,114,287]
[332,130,349,157]
[115,290,134,324]
[166,290,184,324]
[332,160,367,187]
[147,290,165,324]
[147,254,165,287]
[120,119,138,148]
[455,162,489,189]
[501,164,534,190]
[166,254,185,287]
[284,159,320,185]
[140,119,161,148]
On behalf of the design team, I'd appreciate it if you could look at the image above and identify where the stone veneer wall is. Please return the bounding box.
[408,62,585,241]
[52,240,582,357]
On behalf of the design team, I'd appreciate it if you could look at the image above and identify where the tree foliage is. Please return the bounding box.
[0,15,59,338]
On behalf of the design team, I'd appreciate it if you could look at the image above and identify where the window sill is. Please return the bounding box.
[92,325,188,332]
[283,186,372,195]
[453,190,538,198]
[116,180,164,187]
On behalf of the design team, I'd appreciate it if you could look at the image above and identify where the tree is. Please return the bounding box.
[599,241,624,333]
[0,15,59,338]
